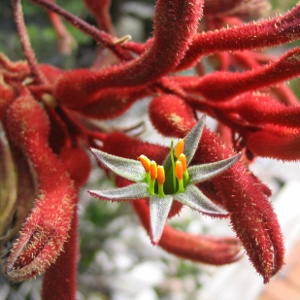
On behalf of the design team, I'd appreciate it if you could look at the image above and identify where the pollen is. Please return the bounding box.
[175,139,184,158]
[175,160,184,180]
[178,153,187,172]
[157,165,165,184]
[139,155,151,173]
[150,160,158,180]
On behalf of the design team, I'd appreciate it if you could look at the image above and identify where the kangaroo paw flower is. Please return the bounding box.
[89,117,240,244]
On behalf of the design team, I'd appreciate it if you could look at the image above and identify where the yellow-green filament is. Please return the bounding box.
[149,161,157,194]
[178,153,187,171]
[178,153,189,183]
[157,165,165,196]
[175,161,185,193]
[139,155,151,173]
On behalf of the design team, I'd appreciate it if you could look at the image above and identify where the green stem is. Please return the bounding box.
[170,140,176,192]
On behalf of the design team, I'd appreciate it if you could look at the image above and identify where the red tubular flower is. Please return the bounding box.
[4,93,77,281]
[54,0,204,108]
[41,145,89,300]
[247,125,300,161]
[230,92,300,128]
[178,3,300,70]
[172,48,300,101]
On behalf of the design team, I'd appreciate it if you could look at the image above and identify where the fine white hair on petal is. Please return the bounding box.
[89,183,149,201]
[188,153,241,184]
[91,148,146,182]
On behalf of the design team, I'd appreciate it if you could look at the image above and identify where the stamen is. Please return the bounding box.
[149,160,157,194]
[150,161,157,180]
[138,155,151,173]
[175,161,185,193]
[175,161,183,180]
[175,139,184,158]
[157,165,165,184]
[179,153,189,182]
[157,165,165,196]
[178,153,187,172]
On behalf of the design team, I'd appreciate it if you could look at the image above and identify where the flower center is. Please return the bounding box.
[139,139,189,196]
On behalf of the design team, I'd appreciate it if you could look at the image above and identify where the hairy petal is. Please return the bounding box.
[149,195,173,244]
[89,183,149,201]
[175,185,227,216]
[91,148,146,182]
[133,199,243,265]
[188,153,241,183]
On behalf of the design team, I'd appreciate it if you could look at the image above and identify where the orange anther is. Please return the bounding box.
[178,153,187,172]
[175,161,183,180]
[175,139,184,158]
[138,155,151,172]
[157,165,165,184]
[150,161,157,180]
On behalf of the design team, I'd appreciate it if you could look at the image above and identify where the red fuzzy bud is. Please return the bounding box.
[149,95,195,137]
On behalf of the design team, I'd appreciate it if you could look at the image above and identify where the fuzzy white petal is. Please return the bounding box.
[89,183,149,201]
[188,153,241,184]
[183,115,205,164]
[91,148,145,182]
[149,195,173,244]
[175,185,227,215]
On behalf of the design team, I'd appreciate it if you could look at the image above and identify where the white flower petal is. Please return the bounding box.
[149,195,173,244]
[188,153,241,184]
[91,148,146,182]
[175,185,228,215]
[89,183,149,201]
[183,115,206,164]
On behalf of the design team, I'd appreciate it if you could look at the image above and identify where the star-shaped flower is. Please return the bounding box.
[89,116,241,244]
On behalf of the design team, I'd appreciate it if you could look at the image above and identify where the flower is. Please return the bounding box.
[89,116,241,244]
